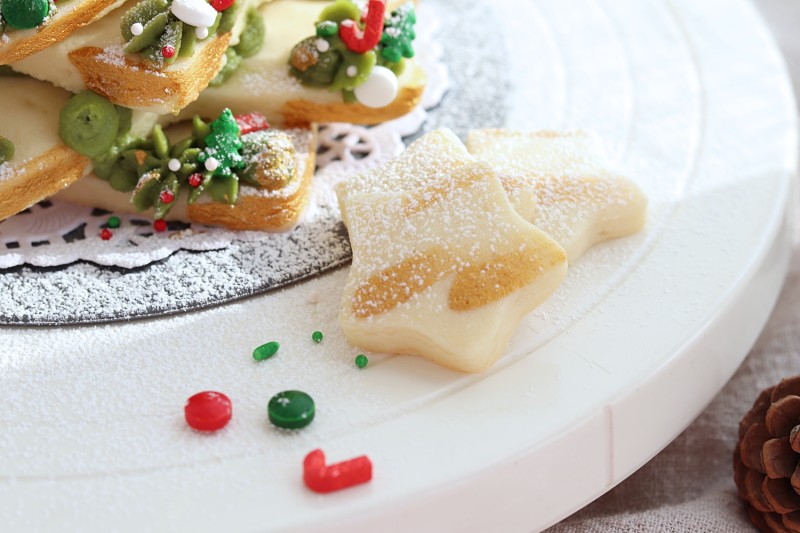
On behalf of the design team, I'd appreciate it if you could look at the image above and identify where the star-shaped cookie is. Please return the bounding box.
[467,129,648,263]
[338,158,567,373]
[337,128,537,227]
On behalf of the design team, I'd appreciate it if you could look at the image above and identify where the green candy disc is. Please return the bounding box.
[2,0,50,30]
[268,390,315,430]
[59,91,120,158]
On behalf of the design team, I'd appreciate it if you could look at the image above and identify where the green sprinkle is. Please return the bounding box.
[106,216,121,229]
[253,341,280,361]
[268,390,315,429]
[311,331,323,343]
[355,354,368,369]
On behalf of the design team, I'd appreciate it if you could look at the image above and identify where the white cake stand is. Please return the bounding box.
[0,0,796,531]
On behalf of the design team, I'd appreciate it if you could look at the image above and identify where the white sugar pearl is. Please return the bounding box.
[171,0,217,29]
[130,23,144,36]
[346,65,358,78]
[195,26,209,39]
[315,39,330,53]
[168,159,181,172]
[354,66,399,108]
[204,157,219,172]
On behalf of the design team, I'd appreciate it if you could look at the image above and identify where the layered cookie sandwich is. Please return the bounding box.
[10,0,269,113]
[54,91,317,231]
[181,0,425,126]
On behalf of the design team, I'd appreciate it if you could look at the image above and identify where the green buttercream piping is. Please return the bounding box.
[0,135,15,165]
[120,0,239,70]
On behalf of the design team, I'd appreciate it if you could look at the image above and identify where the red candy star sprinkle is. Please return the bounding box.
[234,112,270,135]
[153,219,168,232]
[210,0,234,12]
[339,0,386,54]
[184,391,232,432]
[161,45,176,59]
[159,190,175,204]
[100,228,113,240]
[303,449,373,493]
[188,173,203,188]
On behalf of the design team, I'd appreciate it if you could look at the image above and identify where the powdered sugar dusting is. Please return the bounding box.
[0,159,25,184]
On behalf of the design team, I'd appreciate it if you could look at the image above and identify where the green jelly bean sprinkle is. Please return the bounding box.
[253,341,280,361]
[355,354,368,369]
[106,216,121,229]
[268,390,315,430]
[311,331,323,344]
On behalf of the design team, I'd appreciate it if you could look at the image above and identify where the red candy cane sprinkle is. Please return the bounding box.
[303,449,373,493]
[184,391,232,432]
[339,0,386,54]
[159,190,175,204]
[210,0,234,11]
[153,219,168,232]
[188,173,203,188]
[234,112,270,135]
[100,228,113,240]
[161,45,176,59]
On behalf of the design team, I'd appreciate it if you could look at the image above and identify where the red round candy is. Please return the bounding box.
[184,391,232,431]
[210,0,234,11]
[188,173,203,188]
[160,190,174,204]
[100,228,113,240]
[161,45,176,59]
[153,219,168,232]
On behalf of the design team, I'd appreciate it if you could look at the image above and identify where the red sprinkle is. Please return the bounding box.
[100,228,113,240]
[184,391,232,432]
[234,112,270,135]
[160,190,175,204]
[188,173,203,188]
[210,0,234,11]
[303,449,372,493]
[339,0,386,53]
[161,45,176,59]
[153,219,168,232]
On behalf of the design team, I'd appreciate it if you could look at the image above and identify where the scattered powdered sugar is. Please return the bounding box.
[96,44,133,69]
[240,65,303,95]
[0,158,27,184]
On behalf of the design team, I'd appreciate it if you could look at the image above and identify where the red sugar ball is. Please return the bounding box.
[188,173,203,188]
[100,228,113,240]
[161,45,176,59]
[153,219,168,232]
[210,0,234,11]
[160,190,174,204]
[184,391,232,432]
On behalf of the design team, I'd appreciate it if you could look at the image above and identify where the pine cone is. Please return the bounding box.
[735,376,800,532]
